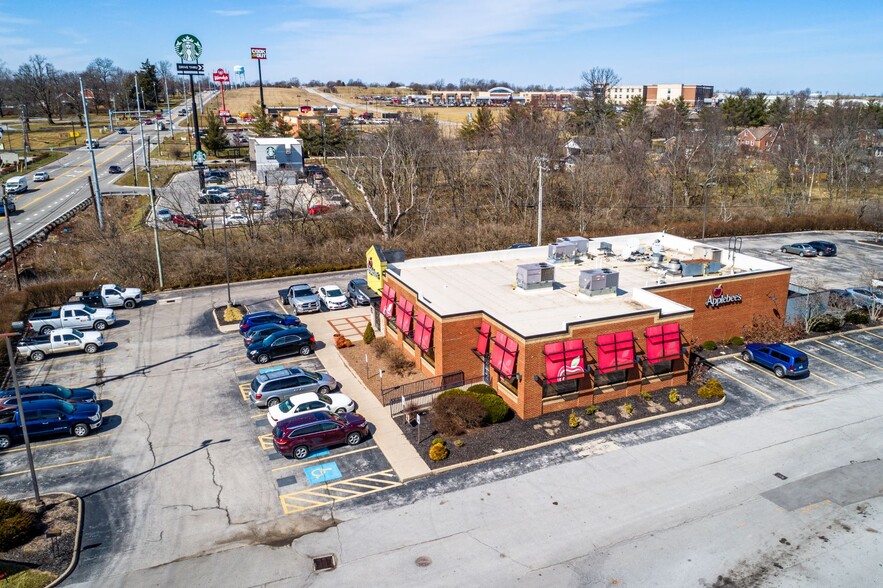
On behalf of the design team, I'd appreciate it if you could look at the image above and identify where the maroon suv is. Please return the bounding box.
[272,411,369,459]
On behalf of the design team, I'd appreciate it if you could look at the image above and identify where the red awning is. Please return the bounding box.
[394,297,413,334]
[380,285,395,319]
[491,332,518,379]
[645,322,681,364]
[413,310,434,351]
[596,331,635,374]
[544,339,586,383]
[476,322,491,356]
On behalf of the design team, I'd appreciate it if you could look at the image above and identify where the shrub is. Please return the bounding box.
[569,410,579,428]
[475,393,510,424]
[431,394,488,436]
[668,388,680,403]
[844,308,870,325]
[0,498,37,551]
[362,323,376,344]
[431,437,445,446]
[811,314,842,333]
[742,314,805,343]
[623,402,634,416]
[466,384,496,395]
[334,334,354,348]
[372,338,393,358]
[729,336,744,346]
[585,404,599,415]
[640,390,652,402]
[429,442,449,461]
[701,340,718,351]
[223,305,243,322]
[387,348,415,377]
[453,439,464,447]
[437,388,468,400]
[698,378,725,399]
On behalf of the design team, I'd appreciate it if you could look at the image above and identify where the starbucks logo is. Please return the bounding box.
[175,34,203,62]
[266,146,277,159]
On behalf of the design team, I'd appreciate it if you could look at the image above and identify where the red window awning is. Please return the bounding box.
[645,322,681,364]
[394,297,413,334]
[544,339,586,383]
[413,310,434,351]
[596,331,635,374]
[490,332,519,379]
[476,322,491,356]
[380,285,395,319]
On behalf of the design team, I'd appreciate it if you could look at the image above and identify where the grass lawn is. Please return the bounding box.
[202,87,334,117]
[0,562,56,588]
[115,164,191,188]
[0,150,68,183]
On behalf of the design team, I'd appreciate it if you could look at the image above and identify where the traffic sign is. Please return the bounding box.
[192,150,207,164]
[213,69,230,83]
[176,63,204,74]
[250,47,267,60]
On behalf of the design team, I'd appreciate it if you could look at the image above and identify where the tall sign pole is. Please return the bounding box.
[251,48,267,112]
[175,34,206,189]
[213,69,230,125]
[80,77,104,229]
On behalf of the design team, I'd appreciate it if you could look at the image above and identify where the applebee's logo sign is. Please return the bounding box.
[706,285,742,308]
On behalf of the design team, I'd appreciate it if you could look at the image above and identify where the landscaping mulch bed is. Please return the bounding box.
[394,383,721,469]
[338,339,423,402]
[0,494,79,587]
[213,304,247,326]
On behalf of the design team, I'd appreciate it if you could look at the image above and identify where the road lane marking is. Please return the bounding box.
[1,433,111,453]
[838,334,883,355]
[271,445,379,473]
[800,349,864,378]
[734,359,810,395]
[279,469,402,514]
[814,340,883,370]
[710,365,775,401]
[0,455,112,478]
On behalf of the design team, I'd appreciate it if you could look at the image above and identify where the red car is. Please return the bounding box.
[171,214,204,229]
[272,411,368,459]
[308,204,332,216]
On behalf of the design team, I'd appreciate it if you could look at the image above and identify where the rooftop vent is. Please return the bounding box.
[598,242,614,256]
[579,268,619,296]
[692,245,722,264]
[517,262,555,290]
[556,236,591,256]
[547,242,577,263]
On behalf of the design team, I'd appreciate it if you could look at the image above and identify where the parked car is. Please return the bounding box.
[0,399,103,449]
[508,243,533,249]
[200,186,230,198]
[33,171,50,182]
[267,390,355,425]
[238,311,301,335]
[26,303,116,335]
[203,170,230,181]
[117,127,128,134]
[268,208,294,221]
[16,328,104,362]
[272,411,368,459]
[346,279,371,306]
[172,214,204,229]
[73,284,143,309]
[242,323,290,347]
[780,243,818,257]
[807,241,837,256]
[278,284,321,314]
[223,213,250,226]
[246,327,315,364]
[226,117,238,124]
[308,204,332,216]
[845,288,883,309]
[155,208,172,222]
[234,199,264,212]
[249,367,338,408]
[741,343,809,378]
[318,285,349,310]
[0,384,97,406]
[108,165,124,174]
[144,118,153,125]
[198,194,229,205]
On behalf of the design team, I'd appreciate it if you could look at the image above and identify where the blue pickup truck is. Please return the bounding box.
[0,399,103,450]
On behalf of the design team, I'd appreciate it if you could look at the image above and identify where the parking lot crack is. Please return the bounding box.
[138,413,157,468]
[205,447,232,526]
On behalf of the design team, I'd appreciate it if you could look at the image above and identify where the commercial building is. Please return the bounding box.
[608,84,714,107]
[249,137,304,176]
[368,232,790,420]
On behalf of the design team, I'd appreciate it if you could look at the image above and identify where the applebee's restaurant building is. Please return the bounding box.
[370,232,791,420]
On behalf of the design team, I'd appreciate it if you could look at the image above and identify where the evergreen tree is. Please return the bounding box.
[460,106,495,141]
[202,110,228,155]
[621,96,646,127]
[249,102,274,136]
[128,59,162,111]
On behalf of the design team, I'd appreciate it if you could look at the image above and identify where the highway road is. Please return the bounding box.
[0,92,216,259]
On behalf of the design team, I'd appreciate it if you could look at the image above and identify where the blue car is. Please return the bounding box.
[238,311,301,335]
[118,128,128,134]
[0,384,97,405]
[741,343,809,378]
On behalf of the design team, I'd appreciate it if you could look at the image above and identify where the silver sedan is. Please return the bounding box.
[780,243,818,257]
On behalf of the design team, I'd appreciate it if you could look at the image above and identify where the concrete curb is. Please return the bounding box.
[211,304,249,334]
[44,491,84,588]
[430,395,728,475]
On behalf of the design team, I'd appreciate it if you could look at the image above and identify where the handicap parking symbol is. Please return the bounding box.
[304,461,342,484]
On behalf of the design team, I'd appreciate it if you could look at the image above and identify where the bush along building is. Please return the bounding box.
[365,232,791,420]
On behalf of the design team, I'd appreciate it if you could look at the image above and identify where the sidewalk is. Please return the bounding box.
[312,307,432,482]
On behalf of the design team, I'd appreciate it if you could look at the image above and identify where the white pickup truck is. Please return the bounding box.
[26,304,116,335]
[74,284,143,309]
[16,328,105,362]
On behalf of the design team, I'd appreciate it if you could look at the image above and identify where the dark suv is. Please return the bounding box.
[742,343,809,378]
[246,327,315,364]
[0,399,102,449]
[0,384,97,406]
[272,411,368,459]
[807,241,837,256]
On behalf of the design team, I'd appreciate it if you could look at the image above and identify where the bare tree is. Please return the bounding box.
[85,57,118,113]
[15,55,60,123]
[0,60,12,117]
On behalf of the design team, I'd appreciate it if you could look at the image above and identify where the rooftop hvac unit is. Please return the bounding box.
[547,242,577,262]
[579,268,619,296]
[516,263,555,290]
[556,236,590,255]
[692,245,722,263]
[599,242,614,255]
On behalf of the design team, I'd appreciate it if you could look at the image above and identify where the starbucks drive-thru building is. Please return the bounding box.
[368,232,791,420]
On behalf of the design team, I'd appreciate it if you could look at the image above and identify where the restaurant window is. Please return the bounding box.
[596,330,635,375]
[645,323,681,364]
[394,297,414,338]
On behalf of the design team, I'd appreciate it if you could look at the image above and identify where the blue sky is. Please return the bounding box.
[1,0,881,94]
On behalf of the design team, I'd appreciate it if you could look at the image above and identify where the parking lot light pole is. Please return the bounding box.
[80,77,104,230]
[2,185,21,291]
[4,335,44,513]
[221,205,232,306]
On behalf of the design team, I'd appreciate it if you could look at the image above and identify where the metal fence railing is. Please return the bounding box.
[384,372,484,417]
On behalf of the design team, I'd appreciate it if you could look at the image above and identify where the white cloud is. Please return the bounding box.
[0,13,36,25]
[212,9,252,17]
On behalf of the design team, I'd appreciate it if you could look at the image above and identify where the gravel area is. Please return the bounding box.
[1,493,79,581]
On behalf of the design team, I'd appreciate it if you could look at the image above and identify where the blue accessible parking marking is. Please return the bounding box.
[259,365,286,375]
[308,449,330,459]
[305,462,342,484]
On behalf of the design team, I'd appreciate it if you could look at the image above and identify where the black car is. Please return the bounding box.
[108,165,123,174]
[242,322,290,347]
[197,194,229,204]
[204,170,230,181]
[346,279,371,306]
[0,384,97,405]
[246,327,315,364]
[807,240,837,256]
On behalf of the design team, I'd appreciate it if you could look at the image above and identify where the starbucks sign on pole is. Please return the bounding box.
[193,150,207,164]
[174,34,203,62]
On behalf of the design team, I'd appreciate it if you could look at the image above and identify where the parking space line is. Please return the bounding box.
[734,359,810,395]
[809,371,836,386]
[710,365,775,401]
[838,334,883,355]
[279,469,402,514]
[864,330,883,341]
[276,300,288,313]
[33,350,117,366]
[0,455,112,478]
[271,445,379,472]
[800,349,864,378]
[251,413,265,419]
[814,340,883,370]
[2,433,111,453]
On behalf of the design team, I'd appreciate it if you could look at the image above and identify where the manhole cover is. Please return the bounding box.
[415,556,432,567]
[313,555,336,572]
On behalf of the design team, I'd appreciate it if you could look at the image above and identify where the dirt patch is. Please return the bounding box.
[338,339,423,402]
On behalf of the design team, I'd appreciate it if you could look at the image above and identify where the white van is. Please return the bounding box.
[4,175,27,195]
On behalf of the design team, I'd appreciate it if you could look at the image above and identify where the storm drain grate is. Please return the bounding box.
[159,298,180,304]
[313,555,336,572]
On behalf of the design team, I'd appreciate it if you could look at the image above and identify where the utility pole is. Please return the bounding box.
[20,105,29,172]
[130,136,138,186]
[165,77,174,136]
[80,77,104,229]
[4,336,44,512]
[144,136,165,289]
[2,184,21,291]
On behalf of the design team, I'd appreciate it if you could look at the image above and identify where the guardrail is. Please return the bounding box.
[0,192,95,266]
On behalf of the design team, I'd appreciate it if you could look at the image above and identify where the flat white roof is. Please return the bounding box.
[389,232,790,338]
